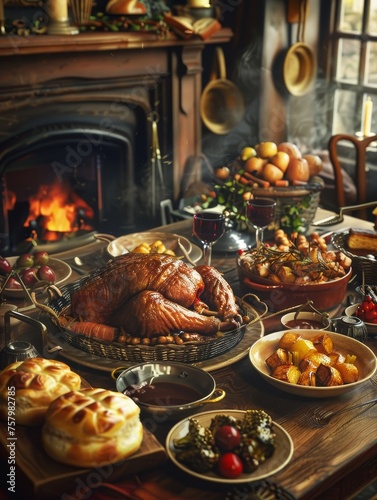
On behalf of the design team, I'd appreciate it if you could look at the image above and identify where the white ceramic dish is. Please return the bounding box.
[1,257,72,297]
[249,329,377,398]
[104,232,196,260]
[166,409,293,484]
[345,304,377,336]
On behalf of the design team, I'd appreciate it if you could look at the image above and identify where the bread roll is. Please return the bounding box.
[42,388,143,467]
[347,228,377,251]
[0,357,81,426]
[106,0,146,15]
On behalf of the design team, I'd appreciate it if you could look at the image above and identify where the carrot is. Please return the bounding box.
[275,179,289,187]
[69,321,116,342]
[236,174,252,186]
[292,179,309,185]
[242,171,270,188]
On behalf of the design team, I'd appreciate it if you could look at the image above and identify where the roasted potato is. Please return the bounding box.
[265,332,359,387]
[297,369,317,386]
[266,348,292,371]
[299,351,331,372]
[278,332,302,350]
[131,240,176,256]
[291,338,316,362]
[311,332,334,354]
[272,365,301,384]
[334,362,359,384]
[238,231,351,285]
[316,364,343,387]
[277,266,296,283]
[328,351,346,366]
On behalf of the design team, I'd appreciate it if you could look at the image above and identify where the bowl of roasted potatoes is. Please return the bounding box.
[237,230,353,311]
[99,232,194,259]
[249,329,377,398]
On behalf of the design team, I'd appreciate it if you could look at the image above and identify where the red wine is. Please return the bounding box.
[193,213,225,243]
[247,198,276,228]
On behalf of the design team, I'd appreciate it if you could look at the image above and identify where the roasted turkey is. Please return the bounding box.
[112,290,235,338]
[70,253,242,339]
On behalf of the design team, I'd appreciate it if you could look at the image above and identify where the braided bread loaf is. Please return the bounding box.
[0,357,81,426]
[42,388,143,467]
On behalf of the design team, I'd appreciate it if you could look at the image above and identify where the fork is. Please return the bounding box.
[312,201,377,226]
[309,397,377,427]
[309,375,377,427]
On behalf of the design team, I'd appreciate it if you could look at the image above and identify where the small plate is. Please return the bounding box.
[345,304,377,336]
[1,257,72,297]
[166,409,293,484]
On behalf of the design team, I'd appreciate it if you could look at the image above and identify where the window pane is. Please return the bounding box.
[339,0,363,32]
[336,38,361,83]
[333,89,357,134]
[367,0,377,33]
[365,42,377,85]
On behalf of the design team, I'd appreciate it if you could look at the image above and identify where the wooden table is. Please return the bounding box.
[2,208,377,499]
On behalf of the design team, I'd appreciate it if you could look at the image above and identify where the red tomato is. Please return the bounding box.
[214,426,241,451]
[218,452,243,479]
[365,310,377,321]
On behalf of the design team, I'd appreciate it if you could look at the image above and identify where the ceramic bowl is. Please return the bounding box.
[237,258,352,311]
[281,311,331,330]
[112,362,225,420]
[345,304,377,336]
[249,329,377,398]
[104,232,192,258]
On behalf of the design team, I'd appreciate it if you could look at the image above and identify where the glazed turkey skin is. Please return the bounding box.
[111,290,228,337]
[71,253,205,324]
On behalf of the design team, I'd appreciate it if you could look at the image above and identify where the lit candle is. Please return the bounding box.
[363,96,373,137]
[45,0,69,22]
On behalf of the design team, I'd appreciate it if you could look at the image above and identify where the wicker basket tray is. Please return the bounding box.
[45,278,261,364]
[252,176,324,234]
[332,231,377,283]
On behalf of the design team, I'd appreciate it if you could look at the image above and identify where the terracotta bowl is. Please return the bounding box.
[237,258,352,311]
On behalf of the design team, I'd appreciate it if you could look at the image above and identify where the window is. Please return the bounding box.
[331,0,377,136]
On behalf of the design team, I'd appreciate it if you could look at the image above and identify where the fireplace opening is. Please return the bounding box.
[0,101,156,255]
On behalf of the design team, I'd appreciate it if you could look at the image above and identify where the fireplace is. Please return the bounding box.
[0,98,150,254]
[0,29,232,255]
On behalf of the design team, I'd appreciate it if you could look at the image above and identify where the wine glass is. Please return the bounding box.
[247,197,276,248]
[193,212,225,266]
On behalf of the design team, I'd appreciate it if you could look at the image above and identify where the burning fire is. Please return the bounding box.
[24,182,94,241]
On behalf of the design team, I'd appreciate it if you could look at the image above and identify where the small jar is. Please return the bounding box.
[331,315,368,343]
[0,341,39,370]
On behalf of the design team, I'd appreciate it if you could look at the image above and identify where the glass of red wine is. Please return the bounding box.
[246,197,276,248]
[193,212,225,266]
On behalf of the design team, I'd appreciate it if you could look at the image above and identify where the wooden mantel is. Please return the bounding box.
[0,27,233,55]
[0,28,233,201]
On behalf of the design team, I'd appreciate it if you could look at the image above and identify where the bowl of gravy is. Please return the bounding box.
[112,362,225,420]
[281,311,331,330]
